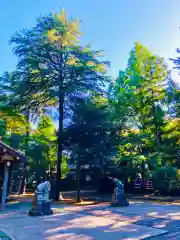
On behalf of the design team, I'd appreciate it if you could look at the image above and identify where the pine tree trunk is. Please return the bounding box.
[18,176,27,195]
[76,159,81,203]
[19,110,30,195]
[151,88,162,149]
[152,104,160,147]
[141,161,145,179]
[55,93,64,201]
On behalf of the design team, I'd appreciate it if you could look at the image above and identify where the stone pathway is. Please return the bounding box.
[1,201,180,239]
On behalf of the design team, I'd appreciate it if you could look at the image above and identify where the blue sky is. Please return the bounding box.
[1,0,180,82]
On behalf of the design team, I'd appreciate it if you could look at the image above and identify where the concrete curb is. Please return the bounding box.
[127,196,174,202]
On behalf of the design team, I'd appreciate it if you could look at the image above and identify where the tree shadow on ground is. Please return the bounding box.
[1,202,180,239]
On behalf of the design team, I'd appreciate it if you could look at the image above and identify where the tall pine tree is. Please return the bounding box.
[8,10,109,200]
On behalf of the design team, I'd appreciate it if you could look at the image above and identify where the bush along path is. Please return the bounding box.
[0,230,12,240]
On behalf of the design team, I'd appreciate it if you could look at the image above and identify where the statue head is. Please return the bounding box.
[36,180,51,193]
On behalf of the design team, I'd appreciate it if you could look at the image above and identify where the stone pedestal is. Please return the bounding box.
[29,201,53,216]
[111,193,129,207]
[42,201,53,215]
[29,202,43,216]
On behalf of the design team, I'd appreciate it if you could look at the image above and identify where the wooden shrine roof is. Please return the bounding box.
[0,141,27,163]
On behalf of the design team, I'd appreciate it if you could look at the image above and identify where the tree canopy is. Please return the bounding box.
[0,10,179,200]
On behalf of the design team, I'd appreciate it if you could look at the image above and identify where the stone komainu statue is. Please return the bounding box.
[36,181,51,202]
[29,181,53,216]
[109,177,129,207]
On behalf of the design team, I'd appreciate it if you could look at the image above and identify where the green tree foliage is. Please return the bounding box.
[7,9,109,200]
[0,102,27,137]
[28,116,57,175]
[63,96,119,201]
[109,42,179,173]
[0,8,180,198]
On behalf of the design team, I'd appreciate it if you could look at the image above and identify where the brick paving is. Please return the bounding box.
[1,201,180,239]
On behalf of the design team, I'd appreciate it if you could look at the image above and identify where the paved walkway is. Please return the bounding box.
[1,201,180,239]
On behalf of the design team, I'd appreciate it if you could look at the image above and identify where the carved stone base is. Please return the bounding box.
[42,201,53,215]
[111,201,129,207]
[111,193,129,207]
[29,202,43,216]
[29,201,53,216]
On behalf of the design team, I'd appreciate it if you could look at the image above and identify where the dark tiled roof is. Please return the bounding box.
[0,141,27,163]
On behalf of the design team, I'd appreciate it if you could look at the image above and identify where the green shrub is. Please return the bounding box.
[169,180,178,192]
[152,167,178,195]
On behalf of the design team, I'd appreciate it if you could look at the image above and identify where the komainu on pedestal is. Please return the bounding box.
[109,177,129,207]
[29,181,53,216]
